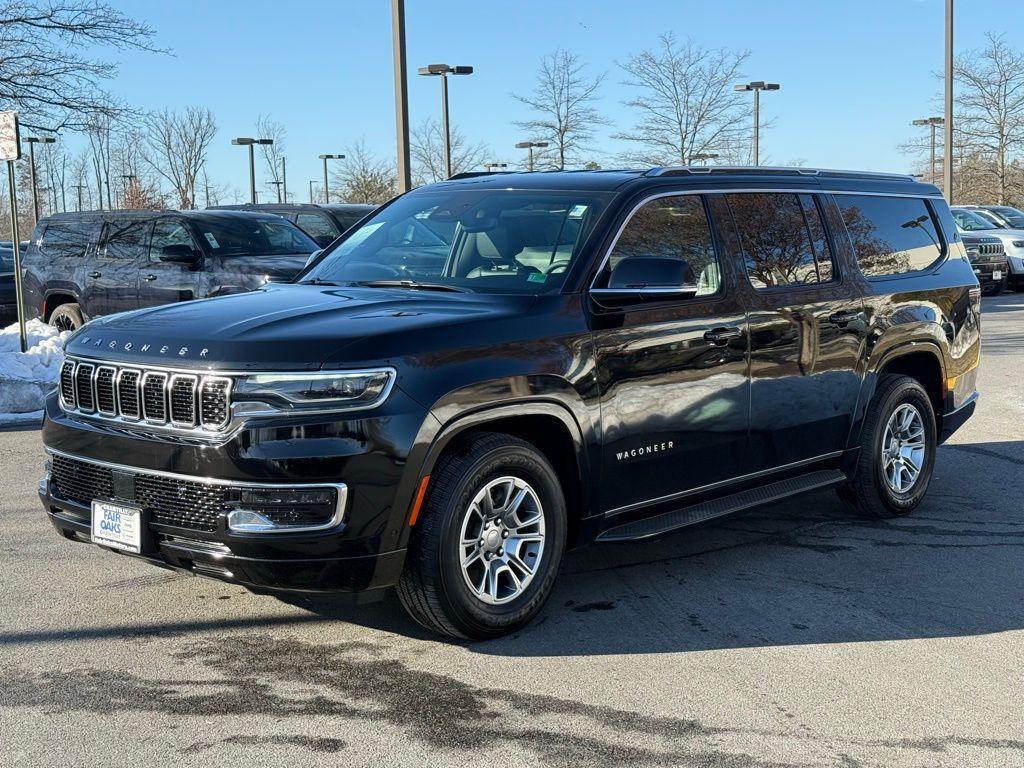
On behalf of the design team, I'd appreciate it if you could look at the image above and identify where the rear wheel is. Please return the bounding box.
[397,433,566,640]
[839,375,937,518]
[48,303,83,332]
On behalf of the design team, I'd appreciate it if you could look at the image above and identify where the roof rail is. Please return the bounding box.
[645,166,916,182]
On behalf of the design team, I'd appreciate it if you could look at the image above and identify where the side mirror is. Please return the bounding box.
[159,244,202,268]
[592,256,698,299]
[303,249,323,269]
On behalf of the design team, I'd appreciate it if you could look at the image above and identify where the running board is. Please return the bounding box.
[596,469,847,543]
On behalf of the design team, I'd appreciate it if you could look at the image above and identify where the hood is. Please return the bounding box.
[64,284,536,371]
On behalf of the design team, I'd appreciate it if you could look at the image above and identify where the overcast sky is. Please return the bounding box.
[72,0,1022,200]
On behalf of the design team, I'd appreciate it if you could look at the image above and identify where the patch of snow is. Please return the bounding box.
[0,319,70,420]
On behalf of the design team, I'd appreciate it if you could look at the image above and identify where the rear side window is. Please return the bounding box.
[102,219,151,260]
[39,219,97,259]
[726,193,835,289]
[296,213,340,242]
[599,195,721,296]
[834,195,943,277]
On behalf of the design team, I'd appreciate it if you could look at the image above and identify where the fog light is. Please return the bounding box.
[226,485,345,533]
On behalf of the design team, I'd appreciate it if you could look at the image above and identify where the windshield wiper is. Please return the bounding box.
[354,279,471,293]
[300,277,342,286]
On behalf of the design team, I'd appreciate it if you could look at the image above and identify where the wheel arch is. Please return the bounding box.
[859,342,947,440]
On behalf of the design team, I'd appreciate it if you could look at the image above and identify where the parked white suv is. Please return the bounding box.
[950,206,1024,291]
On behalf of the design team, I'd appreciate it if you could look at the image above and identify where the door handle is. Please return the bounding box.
[703,327,743,346]
[88,271,101,279]
[828,310,862,326]
[142,274,157,281]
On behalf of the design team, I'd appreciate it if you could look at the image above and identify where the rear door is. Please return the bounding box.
[84,216,149,316]
[590,193,750,517]
[136,216,204,309]
[720,191,867,471]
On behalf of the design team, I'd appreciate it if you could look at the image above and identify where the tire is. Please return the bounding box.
[839,374,937,518]
[397,432,567,640]
[49,303,84,332]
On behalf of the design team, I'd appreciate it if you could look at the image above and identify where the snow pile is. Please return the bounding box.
[0,319,70,424]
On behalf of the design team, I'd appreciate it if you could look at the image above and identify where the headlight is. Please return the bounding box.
[232,368,395,411]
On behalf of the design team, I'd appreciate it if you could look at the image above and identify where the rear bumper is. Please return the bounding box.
[939,391,978,444]
[39,475,407,594]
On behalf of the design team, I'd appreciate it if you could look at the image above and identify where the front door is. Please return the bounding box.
[84,217,150,316]
[591,193,750,517]
[138,217,204,309]
[719,191,867,471]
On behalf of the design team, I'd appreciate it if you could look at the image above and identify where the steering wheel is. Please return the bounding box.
[543,261,569,276]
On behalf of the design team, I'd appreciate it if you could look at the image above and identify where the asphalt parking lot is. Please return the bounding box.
[1,294,1022,768]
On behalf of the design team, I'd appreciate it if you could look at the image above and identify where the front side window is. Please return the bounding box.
[192,217,318,257]
[726,193,835,289]
[303,190,610,294]
[150,219,195,261]
[595,195,721,296]
[836,195,944,277]
[102,219,151,260]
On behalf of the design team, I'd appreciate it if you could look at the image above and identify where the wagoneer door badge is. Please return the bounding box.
[616,441,675,462]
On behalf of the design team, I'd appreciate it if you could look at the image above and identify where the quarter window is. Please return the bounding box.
[834,195,943,277]
[39,220,98,259]
[600,195,721,296]
[726,193,835,289]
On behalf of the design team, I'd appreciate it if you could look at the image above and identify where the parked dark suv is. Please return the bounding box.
[0,243,16,325]
[209,203,377,248]
[21,209,319,330]
[38,167,981,639]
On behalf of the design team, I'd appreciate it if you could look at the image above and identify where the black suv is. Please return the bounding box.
[38,167,981,639]
[209,203,377,248]
[21,209,319,331]
[0,243,16,325]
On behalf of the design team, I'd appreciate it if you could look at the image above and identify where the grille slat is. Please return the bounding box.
[95,366,117,415]
[58,358,232,435]
[75,363,95,412]
[117,370,141,419]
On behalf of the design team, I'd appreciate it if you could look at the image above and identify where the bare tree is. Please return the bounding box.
[0,1,163,132]
[329,139,395,204]
[255,115,286,200]
[85,113,114,208]
[614,34,752,166]
[410,118,488,184]
[141,107,217,209]
[953,33,1024,204]
[513,50,606,169]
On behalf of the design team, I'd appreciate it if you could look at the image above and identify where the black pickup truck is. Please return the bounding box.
[38,167,980,639]
[20,209,319,330]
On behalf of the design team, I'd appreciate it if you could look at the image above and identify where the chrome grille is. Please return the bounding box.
[57,358,232,435]
[980,243,1003,256]
[95,366,117,415]
[169,375,198,427]
[75,363,95,412]
[117,369,141,419]
[59,360,76,408]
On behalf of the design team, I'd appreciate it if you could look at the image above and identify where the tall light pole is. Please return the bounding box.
[391,0,411,193]
[944,0,954,202]
[515,140,549,171]
[484,163,508,173]
[268,180,283,203]
[418,64,474,178]
[733,81,780,166]
[281,157,288,203]
[72,184,86,212]
[22,135,55,223]
[231,137,273,204]
[318,154,344,204]
[912,117,944,184]
[309,180,318,204]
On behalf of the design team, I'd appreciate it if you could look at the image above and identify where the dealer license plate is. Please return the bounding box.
[993,270,1002,280]
[91,500,143,554]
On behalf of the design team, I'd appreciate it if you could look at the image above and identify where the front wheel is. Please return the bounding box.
[839,374,937,518]
[397,433,566,640]
[49,303,84,332]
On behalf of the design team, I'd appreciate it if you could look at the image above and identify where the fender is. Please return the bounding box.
[41,284,84,320]
[386,383,596,553]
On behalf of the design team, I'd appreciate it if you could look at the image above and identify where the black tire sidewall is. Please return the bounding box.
[49,304,83,331]
[435,442,566,637]
[868,381,937,514]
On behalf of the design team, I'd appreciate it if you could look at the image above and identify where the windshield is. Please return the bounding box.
[990,206,1024,228]
[192,217,318,256]
[951,209,996,232]
[302,189,611,293]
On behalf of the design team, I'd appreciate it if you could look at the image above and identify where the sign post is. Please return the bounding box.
[0,111,26,352]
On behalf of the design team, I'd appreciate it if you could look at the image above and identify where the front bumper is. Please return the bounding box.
[39,467,406,593]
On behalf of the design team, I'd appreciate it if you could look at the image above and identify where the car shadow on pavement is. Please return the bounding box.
[279,439,1024,655]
